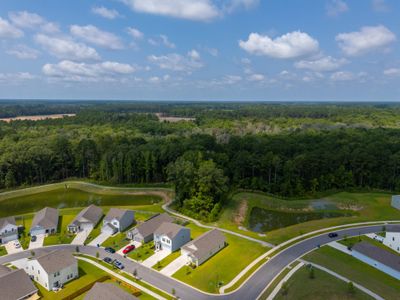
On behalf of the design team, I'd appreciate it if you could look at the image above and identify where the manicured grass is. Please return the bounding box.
[35,260,107,300]
[0,246,6,256]
[303,246,400,300]
[102,232,131,249]
[153,251,181,271]
[129,242,155,262]
[0,181,163,217]
[273,265,373,300]
[43,214,75,246]
[338,235,400,255]
[173,223,267,293]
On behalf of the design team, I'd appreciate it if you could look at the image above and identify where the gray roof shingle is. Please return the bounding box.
[0,268,38,300]
[104,208,132,222]
[69,205,103,227]
[35,249,77,274]
[353,241,400,272]
[0,216,16,230]
[181,229,225,260]
[154,222,187,239]
[31,207,58,230]
[132,213,173,239]
[84,282,138,300]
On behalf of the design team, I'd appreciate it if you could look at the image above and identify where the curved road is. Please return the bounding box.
[1,224,398,300]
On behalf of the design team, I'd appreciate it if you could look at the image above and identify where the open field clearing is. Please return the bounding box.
[0,113,76,122]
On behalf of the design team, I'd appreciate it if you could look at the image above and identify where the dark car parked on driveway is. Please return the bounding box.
[105,247,116,254]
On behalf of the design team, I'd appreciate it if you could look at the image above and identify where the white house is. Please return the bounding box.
[127,213,173,243]
[68,205,103,233]
[30,207,59,236]
[102,208,135,234]
[0,265,38,300]
[154,222,190,252]
[383,228,400,253]
[391,195,400,210]
[25,250,78,291]
[352,242,400,280]
[181,229,226,266]
[0,216,19,244]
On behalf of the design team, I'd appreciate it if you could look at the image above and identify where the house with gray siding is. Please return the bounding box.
[68,205,103,233]
[181,229,226,266]
[154,222,190,252]
[30,207,59,236]
[102,208,135,234]
[382,228,400,253]
[352,242,400,280]
[0,216,19,244]
[127,213,173,243]
[391,195,400,210]
[85,282,138,300]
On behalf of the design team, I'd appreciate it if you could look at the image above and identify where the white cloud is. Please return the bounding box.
[42,60,136,82]
[148,35,175,48]
[148,52,203,72]
[330,71,367,81]
[383,68,400,76]
[205,47,218,56]
[92,6,121,19]
[336,25,396,56]
[127,27,144,39]
[247,73,265,81]
[212,75,242,85]
[0,72,35,83]
[70,25,124,50]
[326,0,349,17]
[372,0,389,12]
[294,56,348,72]
[8,11,59,33]
[0,17,23,38]
[239,31,319,59]
[6,44,40,59]
[35,34,101,61]
[188,49,200,60]
[222,0,260,13]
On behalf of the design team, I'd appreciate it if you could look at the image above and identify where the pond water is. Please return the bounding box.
[248,207,350,232]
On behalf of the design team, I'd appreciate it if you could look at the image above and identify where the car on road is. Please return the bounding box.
[105,247,116,254]
[113,260,124,270]
[31,236,37,242]
[122,245,135,254]
[328,232,338,238]
[103,257,113,264]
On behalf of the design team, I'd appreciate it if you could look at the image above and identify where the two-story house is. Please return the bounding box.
[0,216,19,244]
[154,222,190,252]
[127,213,173,243]
[102,208,135,234]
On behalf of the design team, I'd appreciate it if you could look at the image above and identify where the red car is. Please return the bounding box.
[123,245,135,254]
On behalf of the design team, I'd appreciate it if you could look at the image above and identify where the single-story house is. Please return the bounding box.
[102,208,135,234]
[0,216,19,244]
[85,282,138,300]
[30,207,59,236]
[127,213,173,243]
[154,222,190,252]
[0,265,38,300]
[391,195,400,210]
[181,229,226,266]
[352,242,400,280]
[68,205,103,233]
[383,228,400,253]
[25,249,78,291]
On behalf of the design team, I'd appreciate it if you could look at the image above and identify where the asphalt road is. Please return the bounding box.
[1,224,398,300]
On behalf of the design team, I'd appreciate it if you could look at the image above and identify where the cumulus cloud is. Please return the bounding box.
[247,73,265,81]
[383,68,400,76]
[330,71,367,81]
[127,27,144,39]
[326,0,349,17]
[0,72,35,83]
[6,44,40,59]
[239,31,319,59]
[336,25,396,56]
[42,60,136,82]
[35,34,100,61]
[70,25,124,50]
[148,51,203,72]
[294,56,348,72]
[0,17,24,38]
[8,11,59,33]
[92,6,121,19]
[148,35,175,48]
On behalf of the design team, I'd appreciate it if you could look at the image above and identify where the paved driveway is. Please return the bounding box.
[117,241,142,255]
[71,229,92,245]
[5,240,23,254]
[160,254,187,276]
[142,249,170,267]
[88,232,111,246]
[29,234,45,249]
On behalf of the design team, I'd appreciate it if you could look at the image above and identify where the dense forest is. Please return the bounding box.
[2,101,400,220]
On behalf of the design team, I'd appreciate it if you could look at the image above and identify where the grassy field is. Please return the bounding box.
[273,265,373,300]
[101,232,131,249]
[0,181,164,217]
[216,192,400,244]
[153,251,181,271]
[129,242,155,262]
[303,246,400,300]
[0,246,6,256]
[173,222,267,293]
[43,214,75,246]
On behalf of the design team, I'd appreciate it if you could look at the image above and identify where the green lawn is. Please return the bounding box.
[273,265,373,300]
[0,246,6,256]
[101,232,131,249]
[303,246,400,300]
[43,214,76,246]
[216,192,400,244]
[128,242,155,262]
[173,223,267,293]
[153,251,181,271]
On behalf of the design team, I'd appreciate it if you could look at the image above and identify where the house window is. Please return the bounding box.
[38,270,40,274]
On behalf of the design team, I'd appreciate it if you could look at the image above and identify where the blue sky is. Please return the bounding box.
[0,0,399,101]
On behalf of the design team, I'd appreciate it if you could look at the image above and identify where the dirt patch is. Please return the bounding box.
[234,199,248,225]
[156,113,195,123]
[0,114,76,123]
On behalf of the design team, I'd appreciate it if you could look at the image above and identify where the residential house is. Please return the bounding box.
[0,265,38,300]
[85,282,138,300]
[30,207,59,236]
[154,222,190,252]
[391,195,400,210]
[68,205,103,233]
[383,228,400,253]
[181,229,226,266]
[0,216,18,244]
[102,208,135,234]
[25,249,78,291]
[352,242,400,280]
[126,213,173,243]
